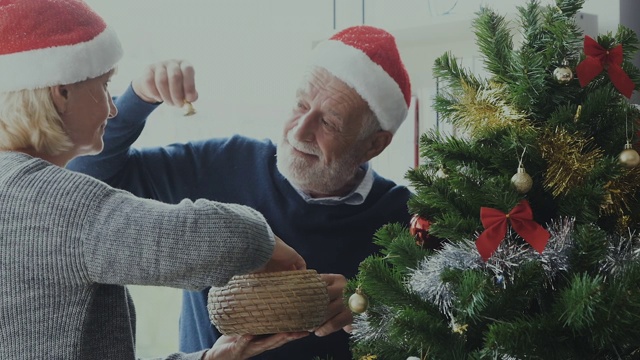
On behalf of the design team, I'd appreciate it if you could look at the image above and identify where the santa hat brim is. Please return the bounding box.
[0,26,123,93]
[311,39,408,134]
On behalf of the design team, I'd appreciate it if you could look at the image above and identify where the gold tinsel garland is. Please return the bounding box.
[360,355,378,360]
[539,128,603,197]
[600,165,640,216]
[451,81,527,137]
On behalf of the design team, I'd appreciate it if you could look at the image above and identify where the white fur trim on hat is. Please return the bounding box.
[0,26,123,92]
[311,39,408,134]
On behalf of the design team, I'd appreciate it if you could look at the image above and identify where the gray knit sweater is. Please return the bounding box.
[0,152,275,359]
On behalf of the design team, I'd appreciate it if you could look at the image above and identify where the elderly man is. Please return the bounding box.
[68,25,412,359]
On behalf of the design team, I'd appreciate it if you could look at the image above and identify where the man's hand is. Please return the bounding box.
[203,333,309,360]
[314,273,353,337]
[258,235,306,273]
[131,59,198,106]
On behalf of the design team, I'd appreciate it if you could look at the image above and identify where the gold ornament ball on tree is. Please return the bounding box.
[511,165,533,193]
[348,288,369,314]
[619,142,640,167]
[553,62,573,84]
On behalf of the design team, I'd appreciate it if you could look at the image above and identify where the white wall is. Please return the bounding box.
[83,0,622,357]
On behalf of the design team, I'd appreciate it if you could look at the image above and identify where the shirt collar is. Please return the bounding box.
[290,163,374,205]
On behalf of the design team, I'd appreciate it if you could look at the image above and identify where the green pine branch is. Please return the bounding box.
[473,7,514,84]
[373,223,430,271]
[433,52,481,93]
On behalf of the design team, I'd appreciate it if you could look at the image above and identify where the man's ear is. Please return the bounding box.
[362,130,393,162]
[49,85,69,115]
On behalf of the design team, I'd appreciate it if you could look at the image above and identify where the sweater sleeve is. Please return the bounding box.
[81,186,275,289]
[66,85,210,204]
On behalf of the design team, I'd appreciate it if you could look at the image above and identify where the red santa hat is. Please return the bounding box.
[0,0,123,92]
[310,25,411,134]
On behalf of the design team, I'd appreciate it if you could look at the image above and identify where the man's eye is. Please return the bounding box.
[321,119,337,131]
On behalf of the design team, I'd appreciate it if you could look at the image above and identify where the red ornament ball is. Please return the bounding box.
[409,214,442,250]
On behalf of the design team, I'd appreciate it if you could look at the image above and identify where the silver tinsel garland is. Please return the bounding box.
[599,229,640,277]
[407,217,575,316]
[351,304,394,343]
[407,237,482,316]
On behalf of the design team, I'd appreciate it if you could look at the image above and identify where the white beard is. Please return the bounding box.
[276,131,361,195]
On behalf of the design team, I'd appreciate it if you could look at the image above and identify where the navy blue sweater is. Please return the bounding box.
[68,86,412,360]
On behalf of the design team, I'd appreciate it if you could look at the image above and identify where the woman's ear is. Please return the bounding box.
[49,85,69,115]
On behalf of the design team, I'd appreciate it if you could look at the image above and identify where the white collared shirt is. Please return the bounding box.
[290,163,374,205]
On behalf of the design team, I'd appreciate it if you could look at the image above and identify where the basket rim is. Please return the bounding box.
[223,269,320,281]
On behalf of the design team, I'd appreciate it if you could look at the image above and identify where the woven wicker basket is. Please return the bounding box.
[207,269,329,335]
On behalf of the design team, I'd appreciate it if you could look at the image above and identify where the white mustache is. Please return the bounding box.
[286,131,322,157]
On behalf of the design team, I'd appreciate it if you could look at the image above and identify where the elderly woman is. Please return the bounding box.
[0,1,307,359]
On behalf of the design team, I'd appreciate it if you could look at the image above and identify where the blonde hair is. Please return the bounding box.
[0,88,72,155]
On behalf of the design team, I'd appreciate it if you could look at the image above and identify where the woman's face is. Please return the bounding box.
[59,70,117,156]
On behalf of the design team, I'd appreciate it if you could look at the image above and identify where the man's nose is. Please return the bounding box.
[291,111,319,142]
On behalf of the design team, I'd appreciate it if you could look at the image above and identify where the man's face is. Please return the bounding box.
[276,68,374,196]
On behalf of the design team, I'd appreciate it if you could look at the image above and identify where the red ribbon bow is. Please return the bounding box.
[576,35,635,98]
[475,200,550,261]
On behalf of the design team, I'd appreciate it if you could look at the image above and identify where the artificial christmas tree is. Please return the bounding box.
[347,0,640,359]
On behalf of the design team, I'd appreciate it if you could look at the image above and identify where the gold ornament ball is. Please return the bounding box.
[619,148,640,167]
[511,167,533,194]
[348,292,369,314]
[553,66,573,84]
